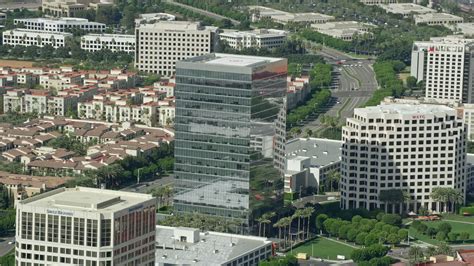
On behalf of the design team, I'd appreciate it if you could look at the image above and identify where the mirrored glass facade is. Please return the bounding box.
[173,53,287,225]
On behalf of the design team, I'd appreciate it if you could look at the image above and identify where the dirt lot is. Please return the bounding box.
[0,59,35,68]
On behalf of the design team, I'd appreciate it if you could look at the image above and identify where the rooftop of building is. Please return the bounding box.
[453,23,474,36]
[415,12,464,21]
[355,103,455,117]
[3,28,73,35]
[378,3,436,14]
[414,35,474,45]
[183,53,284,68]
[18,186,154,212]
[14,17,104,25]
[285,138,342,167]
[220,28,287,38]
[0,171,72,188]
[82,33,135,39]
[312,21,374,30]
[136,20,217,31]
[155,225,271,265]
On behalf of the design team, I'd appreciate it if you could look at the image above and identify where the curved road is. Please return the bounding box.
[164,0,240,25]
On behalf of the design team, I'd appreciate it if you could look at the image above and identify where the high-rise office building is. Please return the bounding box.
[411,36,474,103]
[173,53,287,227]
[340,103,466,213]
[135,21,219,77]
[15,187,156,266]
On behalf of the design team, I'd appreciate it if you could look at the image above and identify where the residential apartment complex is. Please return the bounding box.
[414,13,464,26]
[173,54,287,226]
[311,21,373,41]
[410,36,474,103]
[155,226,272,266]
[14,17,105,32]
[219,29,287,51]
[15,187,156,266]
[340,103,466,213]
[2,29,72,48]
[81,34,135,53]
[135,21,219,77]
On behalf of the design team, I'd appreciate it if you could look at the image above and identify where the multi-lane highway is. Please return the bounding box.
[301,46,378,134]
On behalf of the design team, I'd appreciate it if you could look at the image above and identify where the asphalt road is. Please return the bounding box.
[0,236,15,257]
[300,47,378,134]
[121,175,175,194]
[164,0,240,25]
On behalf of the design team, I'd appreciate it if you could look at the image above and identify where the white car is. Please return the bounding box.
[8,241,14,245]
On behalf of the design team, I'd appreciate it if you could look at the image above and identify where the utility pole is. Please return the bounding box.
[137,168,141,184]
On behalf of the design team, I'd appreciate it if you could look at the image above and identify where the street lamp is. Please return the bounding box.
[137,168,141,184]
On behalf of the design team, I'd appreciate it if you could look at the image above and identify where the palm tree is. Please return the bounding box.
[409,246,424,264]
[261,212,275,237]
[303,207,314,240]
[292,209,305,241]
[448,189,463,214]
[256,216,265,237]
[273,219,284,240]
[325,170,341,192]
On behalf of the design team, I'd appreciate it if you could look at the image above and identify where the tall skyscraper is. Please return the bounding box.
[135,21,219,77]
[173,53,287,227]
[340,103,466,213]
[15,187,156,266]
[411,36,474,103]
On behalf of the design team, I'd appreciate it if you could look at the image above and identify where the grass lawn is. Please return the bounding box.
[409,217,474,245]
[286,237,356,260]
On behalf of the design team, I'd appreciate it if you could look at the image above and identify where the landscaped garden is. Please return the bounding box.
[286,237,355,260]
[408,215,474,245]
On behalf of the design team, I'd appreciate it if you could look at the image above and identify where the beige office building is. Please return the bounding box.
[15,187,156,266]
[135,21,218,77]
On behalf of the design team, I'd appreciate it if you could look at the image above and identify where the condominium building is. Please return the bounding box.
[81,34,135,53]
[2,29,72,48]
[15,187,156,266]
[173,53,287,226]
[135,21,219,77]
[410,36,474,103]
[219,29,287,51]
[311,21,373,41]
[359,0,396,5]
[340,103,467,213]
[414,13,464,26]
[14,17,105,32]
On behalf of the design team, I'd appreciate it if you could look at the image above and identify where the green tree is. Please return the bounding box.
[315,214,328,232]
[436,231,447,242]
[24,45,39,58]
[438,222,452,234]
[409,246,424,264]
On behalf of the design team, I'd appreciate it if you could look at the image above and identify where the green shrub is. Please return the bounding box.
[460,206,474,215]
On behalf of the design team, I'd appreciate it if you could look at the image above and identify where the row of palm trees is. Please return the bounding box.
[430,187,464,213]
[256,207,315,249]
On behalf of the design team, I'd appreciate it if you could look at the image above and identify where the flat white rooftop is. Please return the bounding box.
[379,3,435,14]
[415,12,464,21]
[19,187,154,212]
[155,225,271,265]
[286,138,342,167]
[199,53,282,67]
[454,23,474,36]
[356,103,454,116]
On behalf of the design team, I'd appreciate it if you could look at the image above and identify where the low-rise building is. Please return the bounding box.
[453,22,474,37]
[0,12,6,23]
[155,226,272,266]
[2,29,72,48]
[135,12,175,27]
[219,29,287,50]
[378,3,436,18]
[0,171,72,206]
[359,0,396,5]
[81,33,135,53]
[284,138,342,195]
[14,17,105,32]
[15,187,156,266]
[153,78,175,97]
[249,5,334,24]
[415,13,464,26]
[287,76,311,110]
[311,21,373,41]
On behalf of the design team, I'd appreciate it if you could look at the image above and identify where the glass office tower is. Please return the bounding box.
[173,54,287,227]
